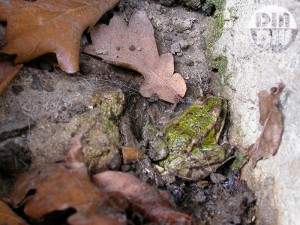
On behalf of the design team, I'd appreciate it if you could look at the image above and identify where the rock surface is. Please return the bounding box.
[28,87,125,172]
[212,0,300,224]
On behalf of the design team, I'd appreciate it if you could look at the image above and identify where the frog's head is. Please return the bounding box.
[197,97,228,144]
[197,96,223,115]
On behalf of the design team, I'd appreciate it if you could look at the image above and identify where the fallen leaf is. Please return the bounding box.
[0,60,23,95]
[10,137,128,225]
[121,146,145,164]
[93,171,194,225]
[64,134,85,170]
[249,83,285,168]
[84,11,187,103]
[0,200,28,225]
[0,0,119,73]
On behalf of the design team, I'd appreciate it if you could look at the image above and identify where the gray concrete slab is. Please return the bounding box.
[213,0,300,224]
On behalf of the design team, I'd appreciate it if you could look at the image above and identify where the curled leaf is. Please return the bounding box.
[84,11,187,103]
[0,200,28,225]
[93,171,193,225]
[121,146,145,164]
[10,138,128,225]
[249,83,285,168]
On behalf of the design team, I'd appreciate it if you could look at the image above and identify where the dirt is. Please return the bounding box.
[0,1,256,224]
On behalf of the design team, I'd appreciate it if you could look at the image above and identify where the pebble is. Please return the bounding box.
[210,173,226,184]
[170,42,181,54]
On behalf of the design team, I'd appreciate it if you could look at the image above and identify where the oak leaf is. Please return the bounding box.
[10,138,128,225]
[0,60,23,95]
[0,0,119,73]
[0,200,28,225]
[93,171,194,225]
[248,83,285,168]
[84,11,187,103]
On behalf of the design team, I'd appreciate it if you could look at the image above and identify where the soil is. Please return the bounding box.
[0,0,256,224]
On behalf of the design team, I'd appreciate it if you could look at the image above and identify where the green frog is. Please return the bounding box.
[143,97,233,181]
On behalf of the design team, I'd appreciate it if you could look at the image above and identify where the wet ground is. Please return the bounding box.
[0,1,256,224]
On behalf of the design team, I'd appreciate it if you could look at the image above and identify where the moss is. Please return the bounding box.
[205,1,226,60]
[211,56,229,86]
[204,0,230,89]
[202,0,226,15]
[230,151,247,172]
[91,88,125,118]
[159,0,176,6]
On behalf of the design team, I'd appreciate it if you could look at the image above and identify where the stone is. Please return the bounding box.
[28,87,125,173]
[212,1,300,224]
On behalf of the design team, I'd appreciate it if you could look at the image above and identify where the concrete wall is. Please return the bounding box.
[212,0,300,224]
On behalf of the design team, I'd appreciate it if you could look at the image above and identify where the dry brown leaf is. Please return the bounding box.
[10,138,128,225]
[0,60,23,95]
[93,171,194,225]
[0,200,28,225]
[84,11,187,103]
[121,146,145,164]
[0,0,119,73]
[249,83,285,168]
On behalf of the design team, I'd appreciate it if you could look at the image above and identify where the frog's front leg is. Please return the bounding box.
[185,137,200,153]
[167,145,226,181]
